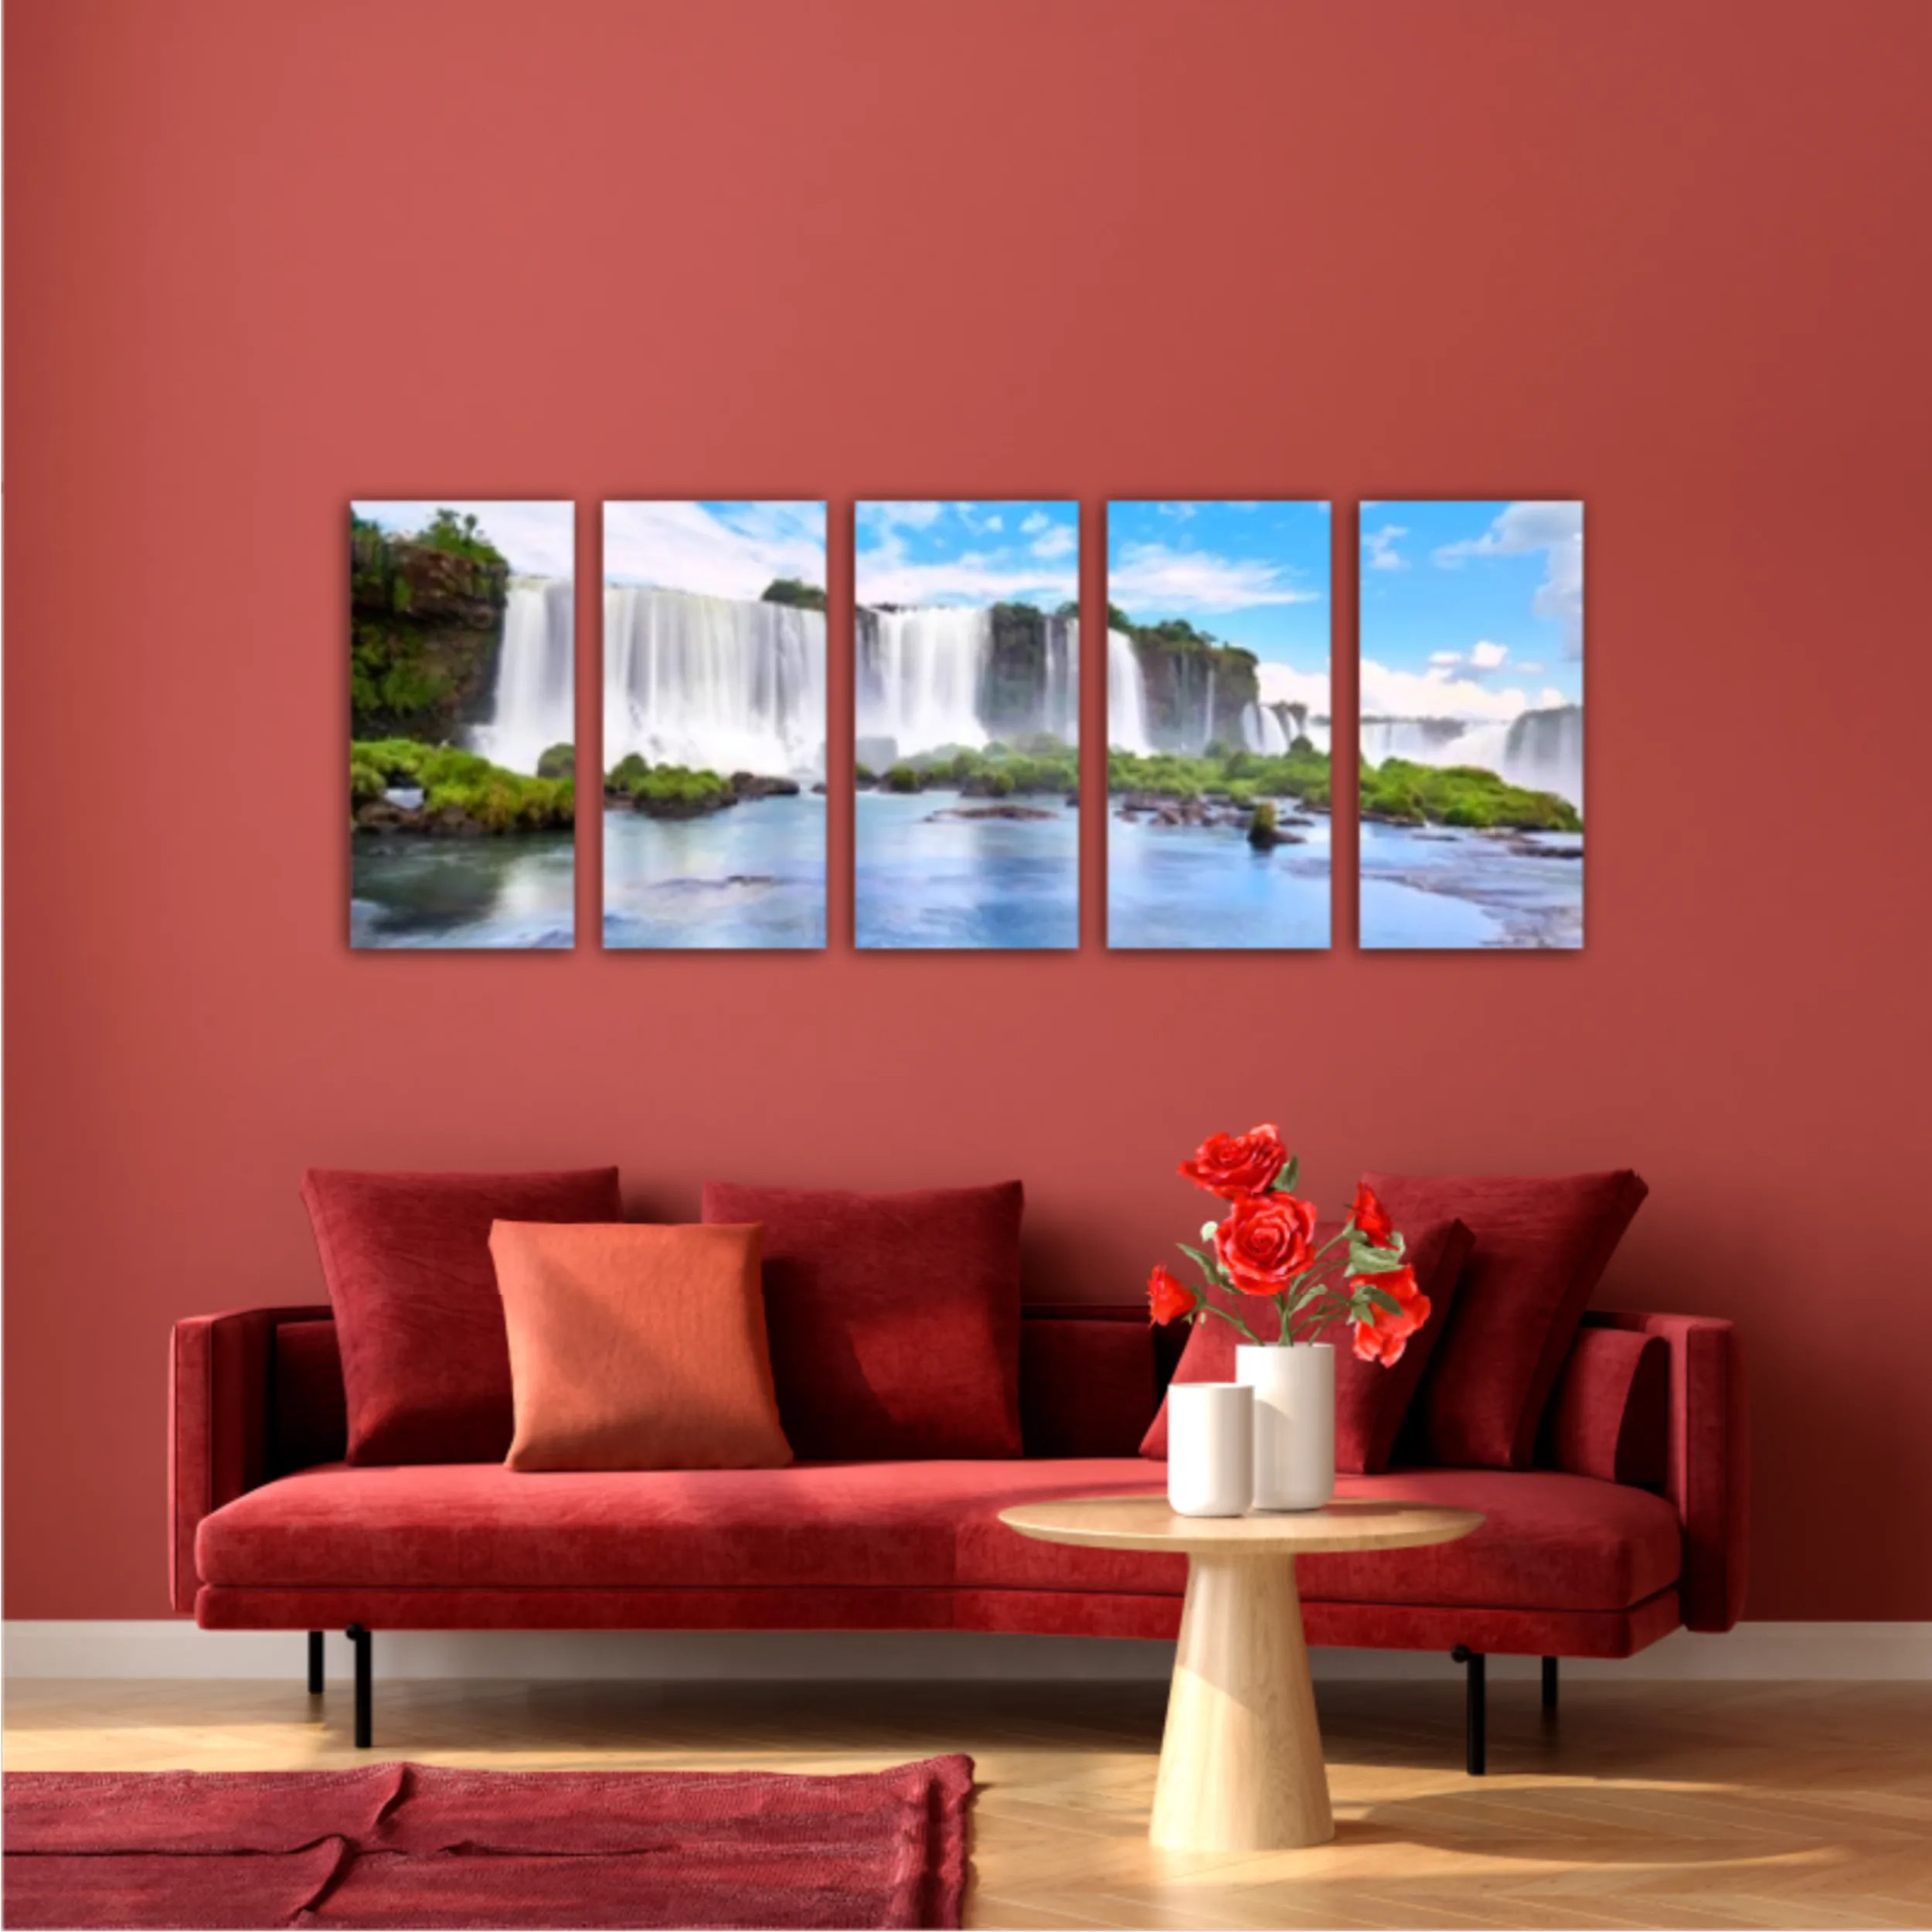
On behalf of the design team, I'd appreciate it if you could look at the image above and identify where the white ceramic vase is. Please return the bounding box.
[1237,1342,1335,1512]
[1165,1382,1254,1517]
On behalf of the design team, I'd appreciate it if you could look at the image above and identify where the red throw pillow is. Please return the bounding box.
[301,1167,624,1464]
[1139,1219,1471,1474]
[1364,1169,1649,1469]
[492,1222,792,1472]
[701,1180,1024,1460]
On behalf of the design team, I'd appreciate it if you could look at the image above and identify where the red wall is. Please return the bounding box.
[6,0,1929,1621]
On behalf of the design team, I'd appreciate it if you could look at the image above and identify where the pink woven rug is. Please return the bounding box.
[2,1756,973,1928]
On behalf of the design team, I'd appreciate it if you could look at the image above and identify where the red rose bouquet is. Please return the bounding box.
[1149,1124,1430,1365]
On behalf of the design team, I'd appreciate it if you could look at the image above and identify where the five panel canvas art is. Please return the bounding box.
[349,500,1584,953]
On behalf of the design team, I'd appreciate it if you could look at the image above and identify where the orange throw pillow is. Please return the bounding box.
[489,1222,792,1472]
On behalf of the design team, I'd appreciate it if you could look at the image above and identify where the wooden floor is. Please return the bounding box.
[7,1675,1931,1929]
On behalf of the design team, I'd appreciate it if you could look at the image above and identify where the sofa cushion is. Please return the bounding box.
[492,1221,792,1473]
[1542,1325,1669,1488]
[701,1180,1024,1460]
[196,1459,1159,1594]
[1365,1170,1649,1469]
[198,1458,1678,1614]
[962,1466,1682,1613]
[1019,1308,1169,1458]
[1139,1219,1472,1473]
[301,1168,624,1465]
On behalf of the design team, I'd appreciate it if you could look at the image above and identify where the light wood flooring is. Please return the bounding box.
[6,1675,1930,1929]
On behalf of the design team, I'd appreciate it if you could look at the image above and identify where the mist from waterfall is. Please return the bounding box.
[1359,704,1583,809]
[603,587,826,778]
[470,578,574,776]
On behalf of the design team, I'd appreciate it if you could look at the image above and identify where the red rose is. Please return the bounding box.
[1350,1181,1396,1250]
[1213,1192,1318,1296]
[1147,1264,1196,1328]
[1348,1265,1430,1367]
[1179,1123,1290,1199]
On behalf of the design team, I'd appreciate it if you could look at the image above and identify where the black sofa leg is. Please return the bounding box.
[1451,1645,1487,1775]
[307,1631,325,1696]
[1543,1655,1559,1713]
[347,1624,372,1749]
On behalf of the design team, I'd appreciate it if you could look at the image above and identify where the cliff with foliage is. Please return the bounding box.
[761,578,827,612]
[1109,606,1260,749]
[981,602,1069,739]
[350,512,509,740]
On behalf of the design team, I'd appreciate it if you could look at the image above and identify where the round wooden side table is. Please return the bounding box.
[998,1495,1483,1852]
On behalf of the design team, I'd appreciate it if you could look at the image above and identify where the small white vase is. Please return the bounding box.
[1237,1342,1335,1512]
[1165,1382,1254,1517]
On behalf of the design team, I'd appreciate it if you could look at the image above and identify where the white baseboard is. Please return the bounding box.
[5,1621,1930,1682]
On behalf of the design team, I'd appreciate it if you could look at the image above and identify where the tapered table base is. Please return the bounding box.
[1151,1552,1332,1852]
[997,1495,1484,1856]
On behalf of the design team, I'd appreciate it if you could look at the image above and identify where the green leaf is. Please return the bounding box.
[1365,1285,1406,1316]
[1347,1240,1406,1275]
[1271,1155,1301,1194]
[1176,1243,1227,1295]
[1200,1221,1220,1246]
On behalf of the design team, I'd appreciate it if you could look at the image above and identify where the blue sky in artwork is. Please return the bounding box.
[1106,502,1329,676]
[1359,501,1583,719]
[352,501,574,579]
[603,502,825,599]
[855,501,1077,610]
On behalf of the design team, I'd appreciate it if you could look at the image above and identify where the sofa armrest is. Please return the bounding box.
[1587,1310,1747,1631]
[169,1305,330,1614]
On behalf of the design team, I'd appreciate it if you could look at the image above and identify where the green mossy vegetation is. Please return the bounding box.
[413,509,509,568]
[536,743,574,779]
[604,754,735,815]
[1105,743,1577,832]
[349,511,512,740]
[1109,744,1333,811]
[1359,758,1582,832]
[630,765,733,809]
[351,740,573,832]
[761,579,828,612]
[859,738,1080,797]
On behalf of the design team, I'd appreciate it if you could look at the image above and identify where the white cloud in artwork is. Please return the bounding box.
[865,501,945,532]
[1416,637,1512,682]
[1257,660,1332,713]
[856,540,1075,607]
[1362,658,1567,721]
[1362,523,1410,572]
[603,501,825,600]
[1108,541,1320,615]
[1030,525,1077,560]
[355,500,576,580]
[1155,502,1199,521]
[1433,500,1583,655]
[1019,511,1052,536]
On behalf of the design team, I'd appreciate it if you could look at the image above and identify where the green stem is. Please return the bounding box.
[1192,1301,1264,1345]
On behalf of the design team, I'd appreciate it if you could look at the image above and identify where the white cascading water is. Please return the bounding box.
[1107,634,1329,757]
[1040,614,1080,743]
[1502,705,1585,808]
[471,578,574,775]
[856,606,1080,758]
[604,587,827,777]
[1359,705,1583,808]
[857,607,993,756]
[1107,628,1153,752]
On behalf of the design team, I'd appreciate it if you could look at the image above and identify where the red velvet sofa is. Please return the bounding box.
[171,1300,1746,1768]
